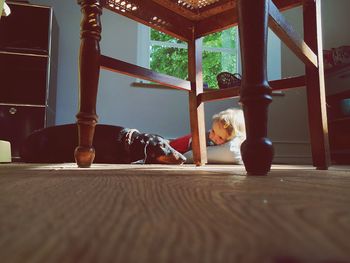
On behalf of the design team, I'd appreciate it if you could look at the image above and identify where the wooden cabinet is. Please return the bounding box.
[0,1,57,160]
[326,64,350,164]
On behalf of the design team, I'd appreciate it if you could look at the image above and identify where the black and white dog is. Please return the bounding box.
[20,124,186,164]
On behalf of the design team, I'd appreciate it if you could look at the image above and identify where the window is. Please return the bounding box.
[137,25,239,89]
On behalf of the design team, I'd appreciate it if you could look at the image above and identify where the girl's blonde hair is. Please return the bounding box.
[212,108,246,140]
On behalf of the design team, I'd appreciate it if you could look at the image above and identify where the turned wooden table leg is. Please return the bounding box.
[237,0,273,176]
[75,0,102,168]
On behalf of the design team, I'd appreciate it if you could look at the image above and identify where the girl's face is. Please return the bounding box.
[209,122,230,145]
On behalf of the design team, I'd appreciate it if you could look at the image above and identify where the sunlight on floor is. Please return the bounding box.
[9,162,318,171]
[1,162,348,176]
[24,163,247,171]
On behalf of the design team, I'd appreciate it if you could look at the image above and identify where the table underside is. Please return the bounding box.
[103,0,302,40]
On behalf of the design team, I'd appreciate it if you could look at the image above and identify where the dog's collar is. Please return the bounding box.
[125,129,139,148]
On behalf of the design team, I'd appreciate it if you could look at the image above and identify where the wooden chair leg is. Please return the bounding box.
[188,37,207,166]
[237,0,273,176]
[75,0,102,168]
[303,0,330,170]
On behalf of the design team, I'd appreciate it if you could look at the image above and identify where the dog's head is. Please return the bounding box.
[131,133,186,164]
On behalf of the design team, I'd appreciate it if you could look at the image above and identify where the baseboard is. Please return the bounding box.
[272,140,312,165]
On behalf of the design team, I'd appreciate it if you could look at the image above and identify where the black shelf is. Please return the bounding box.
[0,2,57,160]
[0,1,51,54]
[326,69,350,164]
[328,116,350,124]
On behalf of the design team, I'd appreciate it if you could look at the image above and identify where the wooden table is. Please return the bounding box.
[75,0,330,175]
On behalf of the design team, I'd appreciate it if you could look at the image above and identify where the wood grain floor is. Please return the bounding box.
[0,163,350,263]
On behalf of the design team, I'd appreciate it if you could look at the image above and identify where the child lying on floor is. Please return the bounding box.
[170,108,246,164]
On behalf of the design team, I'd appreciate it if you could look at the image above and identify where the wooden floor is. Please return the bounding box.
[0,163,350,263]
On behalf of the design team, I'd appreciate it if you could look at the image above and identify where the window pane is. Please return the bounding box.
[203,27,237,49]
[149,27,238,89]
[150,45,188,80]
[203,51,237,88]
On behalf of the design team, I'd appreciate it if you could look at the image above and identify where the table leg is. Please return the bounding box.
[237,0,273,176]
[303,0,330,170]
[188,37,207,166]
[75,0,102,168]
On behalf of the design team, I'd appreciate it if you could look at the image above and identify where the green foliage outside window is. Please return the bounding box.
[150,27,238,88]
[150,46,188,81]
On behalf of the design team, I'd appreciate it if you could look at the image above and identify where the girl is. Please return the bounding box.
[170,108,246,164]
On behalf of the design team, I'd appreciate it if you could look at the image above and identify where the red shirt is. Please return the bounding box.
[170,134,192,154]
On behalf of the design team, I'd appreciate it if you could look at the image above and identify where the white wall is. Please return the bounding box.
[275,0,350,164]
[322,0,350,49]
[31,0,280,140]
[270,6,311,164]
